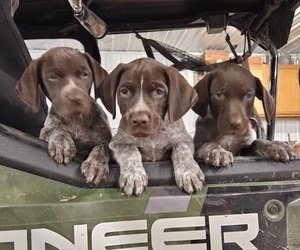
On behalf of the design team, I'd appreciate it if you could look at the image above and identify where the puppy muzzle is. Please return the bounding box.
[124,110,163,137]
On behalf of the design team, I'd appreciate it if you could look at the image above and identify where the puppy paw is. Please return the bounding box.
[119,166,148,196]
[254,140,295,162]
[81,160,109,185]
[202,147,233,167]
[81,145,110,185]
[48,136,77,164]
[174,161,205,194]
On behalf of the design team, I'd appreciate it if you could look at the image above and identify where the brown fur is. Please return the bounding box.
[193,64,294,167]
[16,47,112,184]
[100,58,204,196]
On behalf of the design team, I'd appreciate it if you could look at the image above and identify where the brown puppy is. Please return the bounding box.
[193,64,294,167]
[16,47,112,184]
[99,58,204,196]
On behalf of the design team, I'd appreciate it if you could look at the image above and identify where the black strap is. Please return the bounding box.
[136,33,217,72]
[141,37,155,59]
[192,58,241,72]
[131,26,258,73]
[137,34,187,69]
[225,29,253,64]
[226,32,239,59]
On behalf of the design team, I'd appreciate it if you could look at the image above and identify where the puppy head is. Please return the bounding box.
[99,58,198,137]
[16,47,107,118]
[193,64,275,134]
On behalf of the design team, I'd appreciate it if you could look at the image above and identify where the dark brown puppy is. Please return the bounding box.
[100,58,204,196]
[16,47,112,184]
[193,63,294,167]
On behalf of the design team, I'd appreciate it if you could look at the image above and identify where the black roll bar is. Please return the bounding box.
[266,41,279,141]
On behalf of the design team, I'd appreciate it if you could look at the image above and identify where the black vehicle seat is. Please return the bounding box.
[0,0,47,137]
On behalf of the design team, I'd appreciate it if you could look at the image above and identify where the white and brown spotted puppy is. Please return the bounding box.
[99,57,204,196]
[16,47,112,185]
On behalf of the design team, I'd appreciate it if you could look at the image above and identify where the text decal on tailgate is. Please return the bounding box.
[0,213,259,249]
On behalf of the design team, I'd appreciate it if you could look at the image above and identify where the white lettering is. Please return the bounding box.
[0,214,260,250]
[31,224,87,250]
[209,213,259,250]
[151,216,207,250]
[0,230,27,250]
[92,220,148,250]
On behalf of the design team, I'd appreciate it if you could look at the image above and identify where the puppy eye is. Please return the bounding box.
[245,93,253,99]
[80,71,90,78]
[215,92,224,99]
[47,74,59,81]
[120,88,129,97]
[154,88,165,97]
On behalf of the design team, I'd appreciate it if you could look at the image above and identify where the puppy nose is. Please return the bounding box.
[230,122,241,129]
[68,95,83,103]
[66,90,84,103]
[230,118,242,129]
[131,112,150,126]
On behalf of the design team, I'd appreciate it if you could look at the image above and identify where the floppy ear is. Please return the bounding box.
[255,77,275,124]
[98,63,125,119]
[84,52,108,99]
[192,73,211,118]
[15,59,41,112]
[165,66,198,124]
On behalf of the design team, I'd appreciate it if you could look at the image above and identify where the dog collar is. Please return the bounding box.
[249,117,262,139]
[248,121,254,129]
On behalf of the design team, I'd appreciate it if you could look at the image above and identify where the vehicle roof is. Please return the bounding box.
[14,0,300,51]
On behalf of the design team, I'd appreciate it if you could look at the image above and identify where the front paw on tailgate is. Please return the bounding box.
[256,140,295,162]
[48,136,77,164]
[202,147,233,167]
[119,167,148,196]
[175,162,205,194]
[81,159,109,185]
